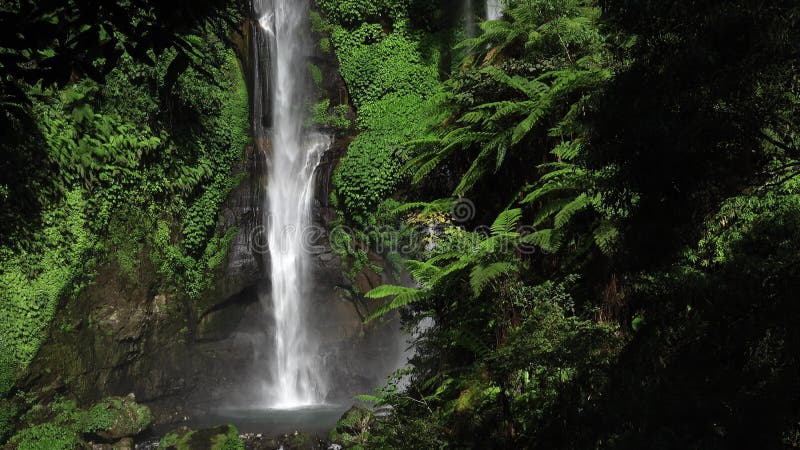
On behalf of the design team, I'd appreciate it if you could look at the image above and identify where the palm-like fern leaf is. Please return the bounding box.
[593,221,620,255]
[364,285,424,323]
[553,193,592,229]
[469,262,518,297]
[491,208,523,236]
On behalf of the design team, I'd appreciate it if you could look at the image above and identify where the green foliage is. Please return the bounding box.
[10,422,80,450]
[0,14,249,402]
[212,425,245,450]
[83,396,153,439]
[0,400,17,443]
[356,276,620,448]
[312,99,353,129]
[689,175,800,268]
[330,19,442,223]
[309,63,324,88]
[329,407,374,450]
[365,206,525,322]
[460,0,604,64]
[406,22,609,198]
[316,0,409,27]
[159,425,244,450]
[0,189,100,373]
[8,397,152,449]
[332,22,439,109]
[353,0,800,446]
[333,92,441,222]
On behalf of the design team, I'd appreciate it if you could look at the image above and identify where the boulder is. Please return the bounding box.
[90,395,153,441]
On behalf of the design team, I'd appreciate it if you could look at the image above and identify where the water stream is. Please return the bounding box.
[486,0,503,20]
[252,0,328,408]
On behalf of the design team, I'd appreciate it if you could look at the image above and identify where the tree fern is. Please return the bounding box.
[521,228,563,253]
[364,285,424,323]
[592,221,620,255]
[553,193,592,228]
[470,262,518,297]
[531,197,573,227]
[491,208,523,236]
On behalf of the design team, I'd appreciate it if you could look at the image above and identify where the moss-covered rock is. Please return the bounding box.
[159,424,244,450]
[4,396,151,449]
[112,437,134,450]
[85,395,152,441]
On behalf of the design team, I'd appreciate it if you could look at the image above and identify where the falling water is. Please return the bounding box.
[252,0,328,408]
[465,0,476,38]
[486,0,503,20]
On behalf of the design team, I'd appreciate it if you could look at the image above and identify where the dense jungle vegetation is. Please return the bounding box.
[0,0,249,446]
[1,0,799,448]
[322,0,800,448]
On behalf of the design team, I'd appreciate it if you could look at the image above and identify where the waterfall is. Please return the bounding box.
[465,0,477,38]
[252,0,329,408]
[486,0,502,20]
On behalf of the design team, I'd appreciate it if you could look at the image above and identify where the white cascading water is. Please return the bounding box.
[486,0,503,20]
[252,0,328,408]
[465,0,477,38]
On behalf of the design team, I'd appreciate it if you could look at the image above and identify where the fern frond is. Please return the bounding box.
[458,111,488,125]
[355,394,385,405]
[482,66,547,98]
[521,228,563,253]
[453,147,494,196]
[551,140,582,161]
[406,259,440,284]
[413,156,443,183]
[522,180,572,205]
[470,262,518,297]
[390,201,430,216]
[431,258,474,286]
[511,106,549,144]
[554,193,591,228]
[491,208,523,236]
[450,329,492,360]
[531,197,572,226]
[593,221,619,255]
[364,285,424,323]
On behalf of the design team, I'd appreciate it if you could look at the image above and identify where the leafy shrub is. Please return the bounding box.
[331,22,439,109]
[83,396,153,440]
[10,422,80,450]
[8,396,152,449]
[0,189,100,373]
[316,0,409,27]
[330,19,441,223]
[329,406,374,449]
[0,400,17,443]
[0,16,249,397]
[312,99,353,129]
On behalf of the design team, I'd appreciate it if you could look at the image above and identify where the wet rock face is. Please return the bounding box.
[215,143,268,302]
[21,257,189,409]
[18,150,270,424]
